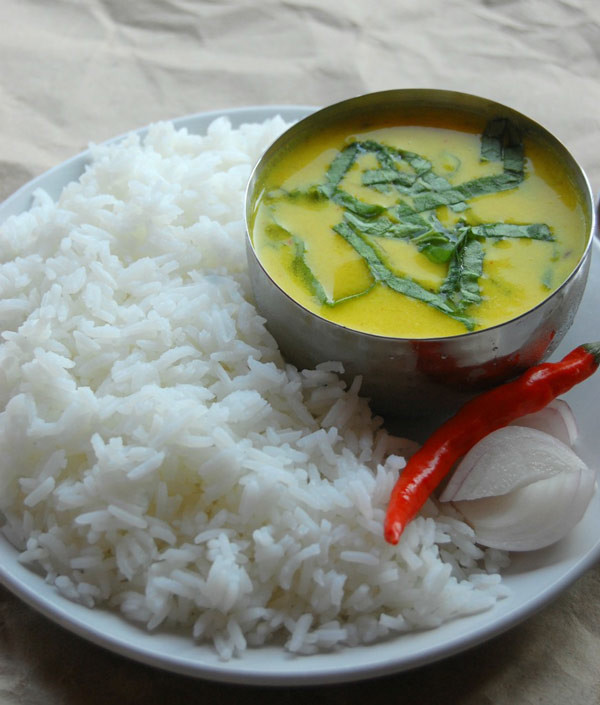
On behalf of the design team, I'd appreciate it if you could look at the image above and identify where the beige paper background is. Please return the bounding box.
[1,0,599,702]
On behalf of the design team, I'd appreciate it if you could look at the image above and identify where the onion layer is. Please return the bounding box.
[509,399,578,447]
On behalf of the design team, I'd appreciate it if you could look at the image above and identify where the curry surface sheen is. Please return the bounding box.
[251,114,587,338]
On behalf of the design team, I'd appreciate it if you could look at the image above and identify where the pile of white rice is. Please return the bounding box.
[0,117,509,659]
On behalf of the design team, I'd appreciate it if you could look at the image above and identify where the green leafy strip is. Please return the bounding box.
[333,221,475,330]
[343,210,426,239]
[290,234,332,306]
[265,185,328,203]
[362,168,417,191]
[471,223,553,240]
[288,229,374,307]
[440,227,485,310]
[480,118,507,162]
[329,189,386,218]
[345,208,457,264]
[320,142,361,196]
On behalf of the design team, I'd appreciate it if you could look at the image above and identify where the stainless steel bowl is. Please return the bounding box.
[245,90,596,427]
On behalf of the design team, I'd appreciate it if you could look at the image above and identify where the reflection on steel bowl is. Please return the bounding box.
[245,89,596,423]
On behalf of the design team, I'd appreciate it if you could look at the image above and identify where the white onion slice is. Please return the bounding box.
[452,467,595,551]
[439,426,579,502]
[439,426,596,551]
[509,399,578,447]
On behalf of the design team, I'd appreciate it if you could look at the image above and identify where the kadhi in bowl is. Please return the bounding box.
[245,90,596,425]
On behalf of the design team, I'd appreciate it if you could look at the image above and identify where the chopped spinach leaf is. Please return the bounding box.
[330,189,386,218]
[440,229,485,311]
[266,185,328,203]
[541,268,553,289]
[334,221,475,329]
[362,168,417,190]
[412,188,470,212]
[480,118,507,162]
[290,232,374,307]
[418,170,455,192]
[471,223,553,241]
[290,234,331,306]
[323,142,360,192]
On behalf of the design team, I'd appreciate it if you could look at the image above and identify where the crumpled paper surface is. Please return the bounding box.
[1,0,599,702]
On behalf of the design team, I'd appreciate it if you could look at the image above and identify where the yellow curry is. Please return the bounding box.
[250,112,587,338]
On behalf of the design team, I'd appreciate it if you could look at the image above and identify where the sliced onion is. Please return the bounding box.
[439,426,579,502]
[452,467,596,551]
[439,426,596,551]
[509,399,578,447]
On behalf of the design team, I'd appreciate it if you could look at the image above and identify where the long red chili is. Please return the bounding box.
[384,342,600,545]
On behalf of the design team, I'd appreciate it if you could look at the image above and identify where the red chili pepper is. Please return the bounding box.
[384,342,600,545]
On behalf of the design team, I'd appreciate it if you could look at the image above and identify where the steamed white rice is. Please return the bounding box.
[0,116,509,659]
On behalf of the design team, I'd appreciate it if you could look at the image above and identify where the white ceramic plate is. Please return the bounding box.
[0,106,599,686]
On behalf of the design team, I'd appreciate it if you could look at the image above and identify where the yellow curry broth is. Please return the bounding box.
[251,114,587,338]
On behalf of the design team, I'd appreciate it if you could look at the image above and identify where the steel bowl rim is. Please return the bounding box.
[244,89,596,344]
